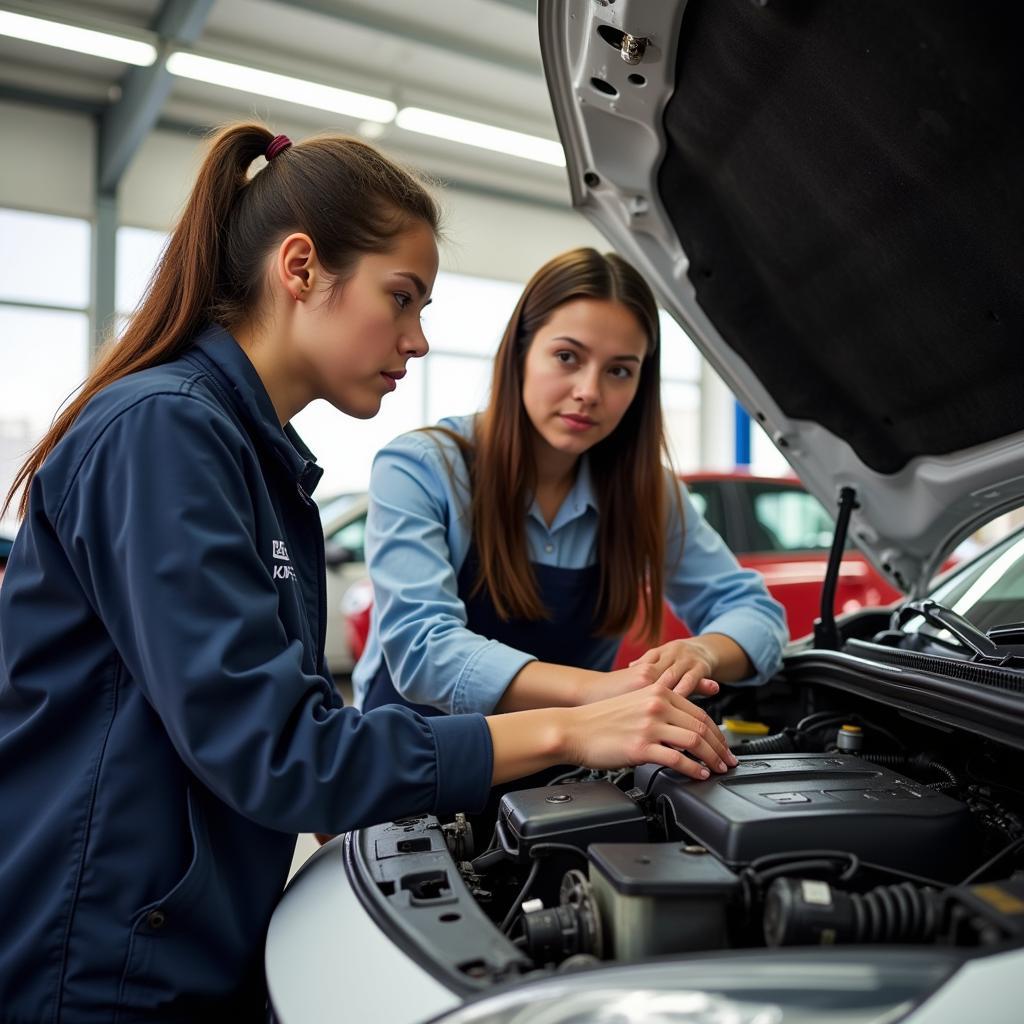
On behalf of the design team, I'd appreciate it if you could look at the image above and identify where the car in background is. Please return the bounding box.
[318,494,370,675]
[340,472,904,669]
[0,525,15,587]
[317,490,366,525]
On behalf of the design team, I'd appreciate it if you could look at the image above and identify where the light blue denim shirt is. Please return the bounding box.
[353,415,787,714]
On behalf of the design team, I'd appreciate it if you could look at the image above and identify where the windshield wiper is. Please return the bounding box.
[893,599,1024,667]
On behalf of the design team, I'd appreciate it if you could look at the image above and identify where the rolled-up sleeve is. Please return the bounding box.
[54,395,493,832]
[665,482,788,685]
[366,436,536,715]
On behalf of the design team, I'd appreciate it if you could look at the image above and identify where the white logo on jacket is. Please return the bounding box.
[272,540,295,580]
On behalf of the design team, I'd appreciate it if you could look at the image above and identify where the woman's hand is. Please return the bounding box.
[487,682,737,785]
[561,683,737,779]
[628,637,723,697]
[579,661,720,704]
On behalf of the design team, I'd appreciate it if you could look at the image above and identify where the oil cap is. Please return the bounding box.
[836,724,864,752]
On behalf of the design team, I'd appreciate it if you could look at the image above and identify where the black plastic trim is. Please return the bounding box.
[343,819,531,996]
[785,650,1024,750]
[342,831,461,990]
[845,639,1024,694]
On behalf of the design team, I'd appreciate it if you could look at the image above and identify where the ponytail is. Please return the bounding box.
[4,123,439,518]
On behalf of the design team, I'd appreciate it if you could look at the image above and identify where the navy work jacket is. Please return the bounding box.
[0,326,492,1023]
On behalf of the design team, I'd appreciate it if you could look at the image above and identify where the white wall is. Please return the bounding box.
[0,101,95,218]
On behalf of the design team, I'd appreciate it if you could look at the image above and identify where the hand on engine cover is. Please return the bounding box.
[562,684,738,780]
[486,683,737,786]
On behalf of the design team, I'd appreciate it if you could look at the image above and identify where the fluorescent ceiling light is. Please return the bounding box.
[0,10,156,66]
[395,107,566,167]
[166,52,396,124]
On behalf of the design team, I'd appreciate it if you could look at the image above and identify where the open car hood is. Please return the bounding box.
[539,0,1024,596]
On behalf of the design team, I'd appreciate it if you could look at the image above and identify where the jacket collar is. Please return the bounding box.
[191,324,323,495]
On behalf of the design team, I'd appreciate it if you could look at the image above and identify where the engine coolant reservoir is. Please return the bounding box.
[721,718,770,748]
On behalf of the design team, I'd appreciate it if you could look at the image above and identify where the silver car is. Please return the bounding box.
[268,2,1024,1020]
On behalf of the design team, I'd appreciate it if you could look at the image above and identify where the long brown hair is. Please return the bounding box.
[4,122,439,518]
[457,247,676,643]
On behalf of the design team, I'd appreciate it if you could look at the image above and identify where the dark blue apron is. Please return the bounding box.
[362,546,620,716]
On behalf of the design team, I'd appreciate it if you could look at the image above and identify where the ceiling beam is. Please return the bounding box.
[0,82,103,116]
[97,0,214,194]
[488,0,536,12]
[271,0,541,78]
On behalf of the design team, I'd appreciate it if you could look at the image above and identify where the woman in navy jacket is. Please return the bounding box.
[0,125,733,1021]
[355,249,788,718]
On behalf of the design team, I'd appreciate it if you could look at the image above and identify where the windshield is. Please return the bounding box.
[902,527,1024,637]
[317,492,365,525]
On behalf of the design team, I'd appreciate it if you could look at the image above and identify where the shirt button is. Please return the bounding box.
[147,909,167,930]
[544,544,554,554]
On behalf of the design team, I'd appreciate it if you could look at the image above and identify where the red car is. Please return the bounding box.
[612,472,901,667]
[344,472,904,668]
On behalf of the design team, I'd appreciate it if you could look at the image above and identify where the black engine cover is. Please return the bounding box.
[636,753,972,881]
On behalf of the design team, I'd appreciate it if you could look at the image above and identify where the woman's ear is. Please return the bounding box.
[275,233,318,301]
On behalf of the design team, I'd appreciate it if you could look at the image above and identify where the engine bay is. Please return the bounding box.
[349,677,1024,990]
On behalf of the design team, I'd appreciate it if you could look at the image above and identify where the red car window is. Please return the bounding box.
[743,482,838,554]
[684,481,730,545]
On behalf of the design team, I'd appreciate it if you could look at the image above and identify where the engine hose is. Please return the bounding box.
[764,878,942,946]
[851,882,941,943]
[861,753,960,790]
[923,760,960,790]
[731,730,797,755]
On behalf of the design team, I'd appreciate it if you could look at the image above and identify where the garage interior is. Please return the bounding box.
[0,0,782,512]
[2,5,1023,1021]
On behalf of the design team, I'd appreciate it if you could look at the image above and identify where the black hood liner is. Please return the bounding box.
[658,0,1024,474]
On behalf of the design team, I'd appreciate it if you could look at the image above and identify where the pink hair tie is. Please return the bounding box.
[266,134,292,161]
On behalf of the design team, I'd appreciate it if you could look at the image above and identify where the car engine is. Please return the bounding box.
[350,689,1024,986]
[494,750,980,964]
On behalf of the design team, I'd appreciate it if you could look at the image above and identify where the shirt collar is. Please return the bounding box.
[191,324,323,495]
[526,455,599,532]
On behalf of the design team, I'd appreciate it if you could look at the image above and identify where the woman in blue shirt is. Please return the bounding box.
[0,128,734,1022]
[356,248,788,719]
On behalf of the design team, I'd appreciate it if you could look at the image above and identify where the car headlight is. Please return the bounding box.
[431,953,956,1024]
[439,986,780,1024]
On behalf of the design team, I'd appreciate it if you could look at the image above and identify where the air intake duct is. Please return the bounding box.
[764,878,941,946]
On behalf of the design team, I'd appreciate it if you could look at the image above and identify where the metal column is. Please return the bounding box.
[88,0,214,362]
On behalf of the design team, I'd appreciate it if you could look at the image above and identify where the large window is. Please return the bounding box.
[116,226,169,315]
[0,209,90,308]
[0,209,91,515]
